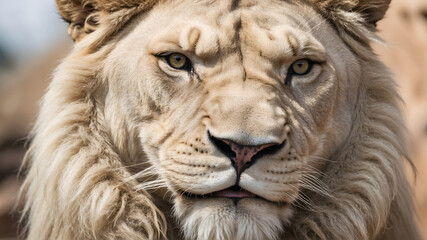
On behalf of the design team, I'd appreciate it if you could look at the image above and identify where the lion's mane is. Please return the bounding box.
[20,0,421,239]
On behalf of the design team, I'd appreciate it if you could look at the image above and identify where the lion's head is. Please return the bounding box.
[21,0,421,239]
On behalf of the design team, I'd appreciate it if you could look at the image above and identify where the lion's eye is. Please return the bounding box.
[165,53,191,70]
[290,59,312,75]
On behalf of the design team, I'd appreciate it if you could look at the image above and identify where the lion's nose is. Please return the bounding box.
[208,132,286,176]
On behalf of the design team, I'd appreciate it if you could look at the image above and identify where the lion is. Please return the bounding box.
[20,0,421,239]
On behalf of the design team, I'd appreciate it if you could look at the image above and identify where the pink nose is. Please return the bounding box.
[208,133,284,176]
[221,139,275,175]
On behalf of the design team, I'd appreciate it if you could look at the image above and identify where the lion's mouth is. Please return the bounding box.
[181,185,257,203]
[212,185,256,198]
[180,185,290,206]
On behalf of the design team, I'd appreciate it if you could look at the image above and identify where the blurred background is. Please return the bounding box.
[0,0,426,239]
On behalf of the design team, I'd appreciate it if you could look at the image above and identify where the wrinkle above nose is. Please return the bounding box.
[205,92,287,146]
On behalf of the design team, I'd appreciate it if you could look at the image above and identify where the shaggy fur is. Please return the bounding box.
[21,0,421,239]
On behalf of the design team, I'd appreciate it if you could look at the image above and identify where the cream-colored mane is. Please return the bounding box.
[21,0,421,239]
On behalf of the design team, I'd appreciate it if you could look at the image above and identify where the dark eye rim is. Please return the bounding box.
[156,52,193,71]
[285,59,318,85]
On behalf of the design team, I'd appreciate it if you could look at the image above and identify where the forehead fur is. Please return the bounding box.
[57,0,390,49]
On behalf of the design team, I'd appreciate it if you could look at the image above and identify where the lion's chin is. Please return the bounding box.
[174,196,293,240]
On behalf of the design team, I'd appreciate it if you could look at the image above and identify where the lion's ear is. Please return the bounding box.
[353,0,391,26]
[56,0,101,41]
[311,0,391,28]
[56,0,157,42]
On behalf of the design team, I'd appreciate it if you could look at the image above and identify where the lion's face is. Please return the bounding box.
[102,0,359,239]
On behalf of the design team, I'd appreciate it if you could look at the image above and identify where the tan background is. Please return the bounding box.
[0,0,426,238]
[374,0,427,238]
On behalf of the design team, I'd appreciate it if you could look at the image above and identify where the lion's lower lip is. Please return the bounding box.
[181,186,257,199]
[212,188,256,198]
[180,187,288,206]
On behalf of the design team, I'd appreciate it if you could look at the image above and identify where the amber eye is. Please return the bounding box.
[166,53,191,70]
[291,59,312,75]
